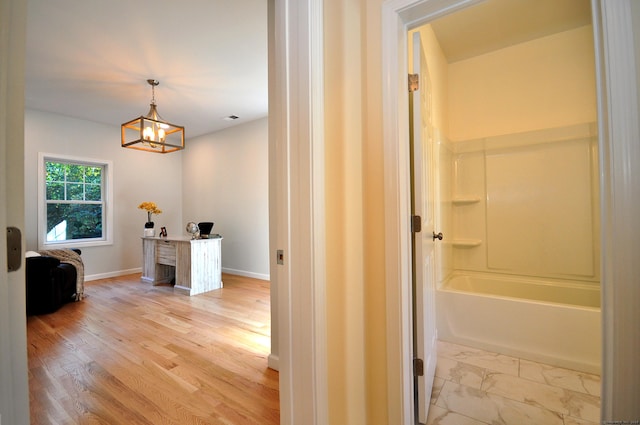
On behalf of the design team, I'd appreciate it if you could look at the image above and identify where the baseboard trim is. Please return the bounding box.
[268,353,279,371]
[85,268,270,282]
[85,268,141,282]
[222,268,270,281]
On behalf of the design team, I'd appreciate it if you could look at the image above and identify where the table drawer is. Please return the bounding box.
[156,241,176,266]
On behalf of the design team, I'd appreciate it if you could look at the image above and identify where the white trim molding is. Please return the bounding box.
[267,353,279,371]
[272,0,328,423]
[381,2,414,423]
[593,0,640,419]
[37,152,114,250]
[84,268,142,282]
[221,268,270,281]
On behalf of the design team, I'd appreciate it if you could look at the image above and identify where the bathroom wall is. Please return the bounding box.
[451,125,600,282]
[448,25,597,140]
[446,25,599,283]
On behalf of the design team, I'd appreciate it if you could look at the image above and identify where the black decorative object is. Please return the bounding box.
[198,222,214,237]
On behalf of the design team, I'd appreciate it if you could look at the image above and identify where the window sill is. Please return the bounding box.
[39,238,113,250]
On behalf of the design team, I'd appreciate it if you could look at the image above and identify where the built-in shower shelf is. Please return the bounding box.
[452,197,481,205]
[452,239,482,248]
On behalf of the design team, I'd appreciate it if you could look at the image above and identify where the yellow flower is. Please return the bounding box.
[138,202,162,222]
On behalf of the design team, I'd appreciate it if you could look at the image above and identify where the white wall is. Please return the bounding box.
[24,109,183,278]
[182,117,269,280]
[448,25,597,141]
[450,125,600,283]
[25,110,268,280]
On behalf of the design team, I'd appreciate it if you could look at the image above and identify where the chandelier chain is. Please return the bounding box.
[147,79,159,106]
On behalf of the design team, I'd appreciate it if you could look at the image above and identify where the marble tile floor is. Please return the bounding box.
[427,341,601,425]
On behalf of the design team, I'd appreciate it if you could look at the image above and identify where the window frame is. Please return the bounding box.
[38,153,114,249]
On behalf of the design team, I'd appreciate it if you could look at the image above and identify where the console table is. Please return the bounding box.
[141,236,222,296]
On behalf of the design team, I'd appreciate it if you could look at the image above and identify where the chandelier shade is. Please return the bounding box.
[121,79,185,153]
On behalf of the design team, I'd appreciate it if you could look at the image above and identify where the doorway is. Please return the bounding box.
[409,0,599,419]
[410,0,600,364]
[383,0,640,422]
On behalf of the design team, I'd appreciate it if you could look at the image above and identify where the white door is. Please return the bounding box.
[0,0,30,422]
[410,31,438,424]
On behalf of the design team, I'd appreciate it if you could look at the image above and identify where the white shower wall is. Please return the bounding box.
[435,124,602,372]
[416,23,600,287]
[447,123,600,283]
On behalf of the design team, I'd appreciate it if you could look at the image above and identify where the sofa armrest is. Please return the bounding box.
[26,255,61,270]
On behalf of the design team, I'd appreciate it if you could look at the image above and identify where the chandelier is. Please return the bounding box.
[121,79,185,153]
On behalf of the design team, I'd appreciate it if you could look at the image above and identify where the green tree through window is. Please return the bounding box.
[45,160,104,241]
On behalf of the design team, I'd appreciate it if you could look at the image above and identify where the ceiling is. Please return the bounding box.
[429,0,592,63]
[25,0,268,138]
[25,0,591,139]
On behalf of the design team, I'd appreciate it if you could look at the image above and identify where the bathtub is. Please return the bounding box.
[435,272,601,374]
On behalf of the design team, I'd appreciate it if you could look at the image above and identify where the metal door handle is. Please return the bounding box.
[433,232,443,241]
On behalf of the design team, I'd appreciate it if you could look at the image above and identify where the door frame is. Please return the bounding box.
[382,1,485,422]
[270,0,328,424]
[381,0,640,423]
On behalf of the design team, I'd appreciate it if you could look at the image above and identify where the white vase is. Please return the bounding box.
[144,228,155,237]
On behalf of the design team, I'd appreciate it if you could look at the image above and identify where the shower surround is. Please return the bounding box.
[436,123,601,373]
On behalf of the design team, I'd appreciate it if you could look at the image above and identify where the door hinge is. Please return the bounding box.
[7,227,22,272]
[413,358,424,376]
[408,73,419,92]
[411,215,422,233]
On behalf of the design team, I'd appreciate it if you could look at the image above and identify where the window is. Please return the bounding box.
[38,153,113,248]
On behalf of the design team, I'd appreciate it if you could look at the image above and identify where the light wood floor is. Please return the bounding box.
[27,273,279,425]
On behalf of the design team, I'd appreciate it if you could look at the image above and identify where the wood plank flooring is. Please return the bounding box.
[27,273,279,425]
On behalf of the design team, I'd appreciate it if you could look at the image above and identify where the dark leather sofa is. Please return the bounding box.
[26,249,81,315]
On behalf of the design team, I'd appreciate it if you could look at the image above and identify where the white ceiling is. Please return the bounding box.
[428,0,592,63]
[25,0,268,138]
[25,0,591,139]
